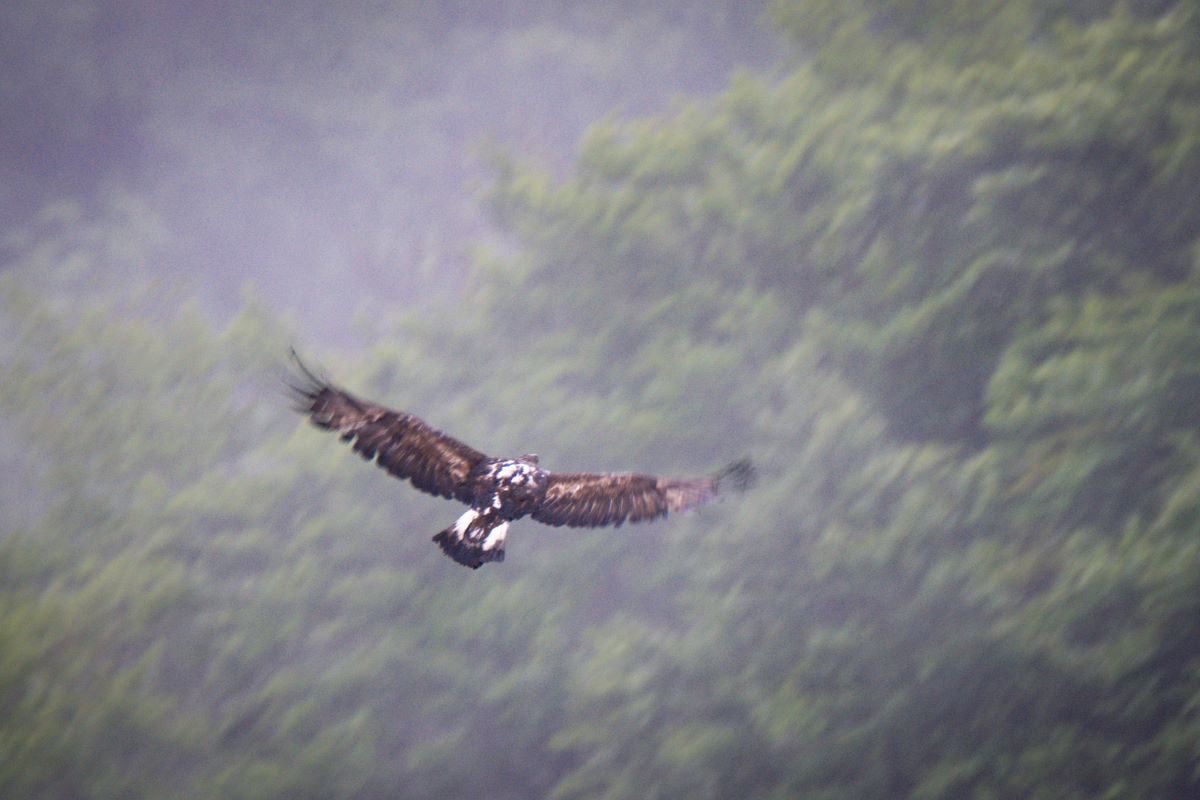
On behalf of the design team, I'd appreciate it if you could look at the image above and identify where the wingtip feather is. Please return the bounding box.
[284,348,332,412]
[714,458,756,493]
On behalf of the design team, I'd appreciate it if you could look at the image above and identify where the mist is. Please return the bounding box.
[3,1,1200,798]
[2,2,778,339]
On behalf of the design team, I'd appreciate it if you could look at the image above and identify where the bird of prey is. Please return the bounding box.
[287,352,754,569]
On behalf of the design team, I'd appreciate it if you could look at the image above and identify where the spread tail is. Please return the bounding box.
[432,508,509,569]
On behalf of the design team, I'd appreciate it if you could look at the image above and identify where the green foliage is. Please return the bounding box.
[4,0,1200,798]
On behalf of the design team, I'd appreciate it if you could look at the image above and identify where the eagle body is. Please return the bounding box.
[433,457,548,568]
[288,352,753,569]
[470,457,549,518]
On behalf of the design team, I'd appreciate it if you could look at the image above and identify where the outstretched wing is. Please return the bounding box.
[287,353,488,503]
[532,460,754,529]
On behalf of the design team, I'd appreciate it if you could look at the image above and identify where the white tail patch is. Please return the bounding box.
[482,521,509,552]
[452,508,478,540]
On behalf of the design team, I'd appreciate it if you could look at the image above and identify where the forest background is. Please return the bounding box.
[3,1,1199,797]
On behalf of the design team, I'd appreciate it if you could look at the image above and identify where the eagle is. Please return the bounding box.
[287,352,754,568]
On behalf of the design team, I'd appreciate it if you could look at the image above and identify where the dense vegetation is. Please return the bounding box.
[3,1,1199,797]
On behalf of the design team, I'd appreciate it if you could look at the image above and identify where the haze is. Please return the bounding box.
[3,2,1199,798]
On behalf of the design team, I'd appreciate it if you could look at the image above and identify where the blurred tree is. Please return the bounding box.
[2,0,1199,798]
[479,0,1200,796]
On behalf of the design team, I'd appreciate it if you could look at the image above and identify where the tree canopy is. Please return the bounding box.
[3,0,1199,797]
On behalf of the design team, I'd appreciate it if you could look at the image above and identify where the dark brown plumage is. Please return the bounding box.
[287,351,754,568]
[533,471,718,528]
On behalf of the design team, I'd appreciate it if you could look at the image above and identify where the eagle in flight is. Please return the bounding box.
[287,353,754,568]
